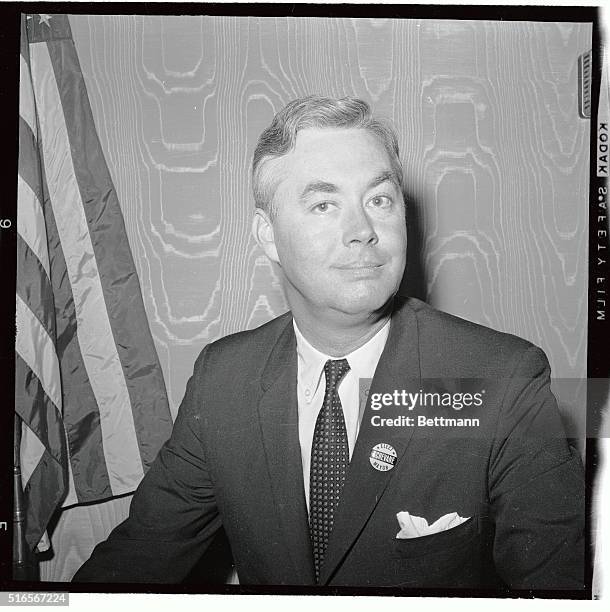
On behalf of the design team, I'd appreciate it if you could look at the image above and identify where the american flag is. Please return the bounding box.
[16,13,173,554]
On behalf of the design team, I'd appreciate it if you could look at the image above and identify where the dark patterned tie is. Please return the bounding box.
[309,358,351,582]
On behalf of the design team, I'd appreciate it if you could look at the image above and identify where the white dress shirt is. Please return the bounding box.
[293,319,390,511]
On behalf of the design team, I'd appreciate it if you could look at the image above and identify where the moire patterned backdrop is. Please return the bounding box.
[40,15,591,581]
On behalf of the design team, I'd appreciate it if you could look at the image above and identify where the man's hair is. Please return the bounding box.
[252,96,404,218]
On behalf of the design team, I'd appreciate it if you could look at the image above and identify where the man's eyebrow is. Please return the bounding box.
[298,172,398,201]
[367,170,399,190]
[299,180,339,200]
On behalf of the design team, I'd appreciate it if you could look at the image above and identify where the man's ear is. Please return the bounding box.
[252,208,280,264]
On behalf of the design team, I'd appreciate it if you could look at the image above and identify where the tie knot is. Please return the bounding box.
[324,358,350,389]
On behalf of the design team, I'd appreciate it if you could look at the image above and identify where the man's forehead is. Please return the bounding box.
[292,126,385,152]
[279,127,394,181]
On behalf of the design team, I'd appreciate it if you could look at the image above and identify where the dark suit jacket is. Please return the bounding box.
[73,297,584,589]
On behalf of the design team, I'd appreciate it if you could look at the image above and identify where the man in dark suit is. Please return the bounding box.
[74,96,584,589]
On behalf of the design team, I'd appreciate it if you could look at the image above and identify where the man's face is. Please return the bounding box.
[255,127,407,320]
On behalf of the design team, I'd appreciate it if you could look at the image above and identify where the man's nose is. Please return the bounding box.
[342,204,378,246]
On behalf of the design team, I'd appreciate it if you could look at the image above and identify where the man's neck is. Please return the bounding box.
[291,301,393,357]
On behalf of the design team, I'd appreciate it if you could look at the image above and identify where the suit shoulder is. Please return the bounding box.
[192,311,292,373]
[402,297,545,375]
[407,297,532,351]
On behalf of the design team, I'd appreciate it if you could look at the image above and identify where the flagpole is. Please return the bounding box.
[13,414,38,581]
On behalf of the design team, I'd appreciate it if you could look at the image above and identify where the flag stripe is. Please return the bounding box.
[20,53,37,139]
[16,293,62,411]
[17,175,50,279]
[15,354,66,468]
[20,420,45,488]
[45,34,173,472]
[18,117,43,199]
[21,444,66,551]
[61,442,78,507]
[30,41,145,493]
[16,234,54,340]
[20,18,27,57]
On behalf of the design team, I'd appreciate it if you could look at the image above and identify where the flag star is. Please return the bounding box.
[38,14,52,26]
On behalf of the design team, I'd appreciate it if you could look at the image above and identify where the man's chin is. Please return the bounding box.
[329,291,395,318]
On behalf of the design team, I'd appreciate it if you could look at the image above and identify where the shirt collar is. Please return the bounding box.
[293,318,391,395]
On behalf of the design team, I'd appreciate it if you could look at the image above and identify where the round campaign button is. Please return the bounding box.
[369,443,397,472]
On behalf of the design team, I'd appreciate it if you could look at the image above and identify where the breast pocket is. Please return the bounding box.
[390,515,486,588]
[392,515,478,560]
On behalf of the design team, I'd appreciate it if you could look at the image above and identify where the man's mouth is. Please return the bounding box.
[335,261,384,270]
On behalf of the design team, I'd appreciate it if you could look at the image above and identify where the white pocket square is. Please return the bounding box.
[396,511,470,539]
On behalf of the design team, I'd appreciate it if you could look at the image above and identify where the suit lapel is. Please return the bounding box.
[256,318,316,584]
[319,299,421,584]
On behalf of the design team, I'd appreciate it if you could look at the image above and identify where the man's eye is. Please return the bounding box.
[368,195,392,208]
[312,201,332,213]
